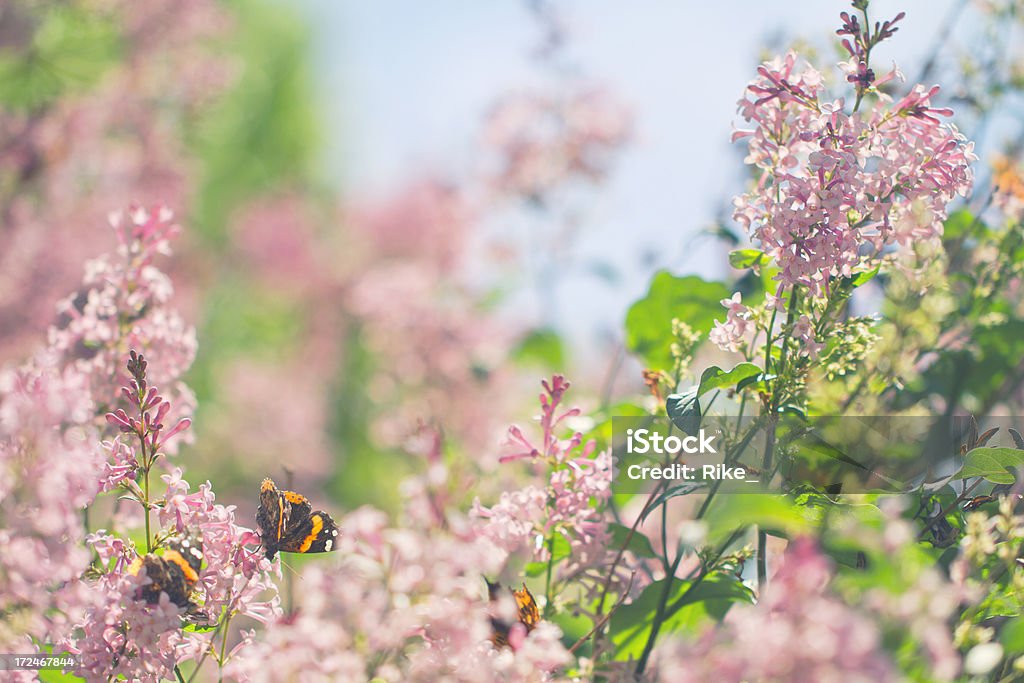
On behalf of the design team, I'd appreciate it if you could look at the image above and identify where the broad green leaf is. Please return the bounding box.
[728,249,766,270]
[955,447,1024,485]
[665,389,700,435]
[697,363,763,397]
[608,522,658,558]
[705,494,810,543]
[942,209,985,241]
[512,328,565,369]
[611,573,754,660]
[624,272,730,370]
[1001,616,1024,655]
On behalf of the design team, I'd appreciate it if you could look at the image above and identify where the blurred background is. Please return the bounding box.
[2,0,1020,518]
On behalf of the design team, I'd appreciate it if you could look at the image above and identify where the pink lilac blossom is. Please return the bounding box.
[730,51,976,300]
[472,377,627,601]
[345,260,514,453]
[483,87,631,201]
[791,314,825,359]
[0,202,202,655]
[0,358,104,647]
[49,206,197,399]
[0,0,231,365]
[67,568,187,681]
[708,292,753,354]
[64,363,279,680]
[653,539,898,683]
[224,508,570,683]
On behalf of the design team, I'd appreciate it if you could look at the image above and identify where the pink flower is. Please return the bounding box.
[653,540,898,682]
[709,292,752,353]
[731,52,975,299]
[791,314,824,359]
[483,87,631,200]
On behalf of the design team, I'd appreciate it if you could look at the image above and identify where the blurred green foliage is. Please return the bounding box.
[187,0,322,247]
[0,4,120,110]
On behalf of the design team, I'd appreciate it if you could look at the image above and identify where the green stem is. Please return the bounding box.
[756,422,778,591]
[142,445,152,554]
[635,544,684,675]
[543,534,556,617]
[217,610,233,681]
[635,529,744,675]
[755,288,799,590]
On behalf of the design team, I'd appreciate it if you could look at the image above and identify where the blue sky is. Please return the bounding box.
[294,1,959,357]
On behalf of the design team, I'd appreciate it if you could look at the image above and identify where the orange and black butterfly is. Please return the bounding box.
[256,478,339,560]
[963,495,997,512]
[127,536,204,609]
[486,579,541,648]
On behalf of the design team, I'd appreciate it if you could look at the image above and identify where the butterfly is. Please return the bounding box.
[486,579,541,648]
[963,495,997,512]
[127,536,204,609]
[256,478,339,560]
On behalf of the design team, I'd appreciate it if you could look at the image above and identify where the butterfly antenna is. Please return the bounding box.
[278,555,298,575]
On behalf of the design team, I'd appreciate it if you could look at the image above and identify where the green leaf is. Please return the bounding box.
[624,272,730,370]
[639,483,706,523]
[728,249,766,270]
[512,328,565,369]
[850,265,880,288]
[524,532,572,576]
[942,209,982,241]
[1001,616,1024,655]
[0,6,120,110]
[697,363,763,397]
[665,389,700,434]
[611,573,754,660]
[524,561,547,577]
[608,522,658,558]
[956,447,1024,485]
[705,494,810,543]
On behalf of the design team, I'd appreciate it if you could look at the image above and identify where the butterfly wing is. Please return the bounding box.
[487,580,541,648]
[512,584,540,632]
[256,478,285,559]
[257,478,340,557]
[128,553,196,609]
[167,535,204,575]
[279,509,340,554]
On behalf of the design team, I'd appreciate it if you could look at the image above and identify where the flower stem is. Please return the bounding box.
[143,440,152,552]
[218,610,233,680]
[543,533,555,617]
[142,445,152,554]
[756,422,778,591]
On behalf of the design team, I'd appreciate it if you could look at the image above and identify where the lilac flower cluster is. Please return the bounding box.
[49,207,198,430]
[224,509,569,682]
[66,465,279,680]
[732,51,974,301]
[483,88,632,201]
[473,377,627,602]
[0,359,103,648]
[653,540,899,682]
[64,342,278,679]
